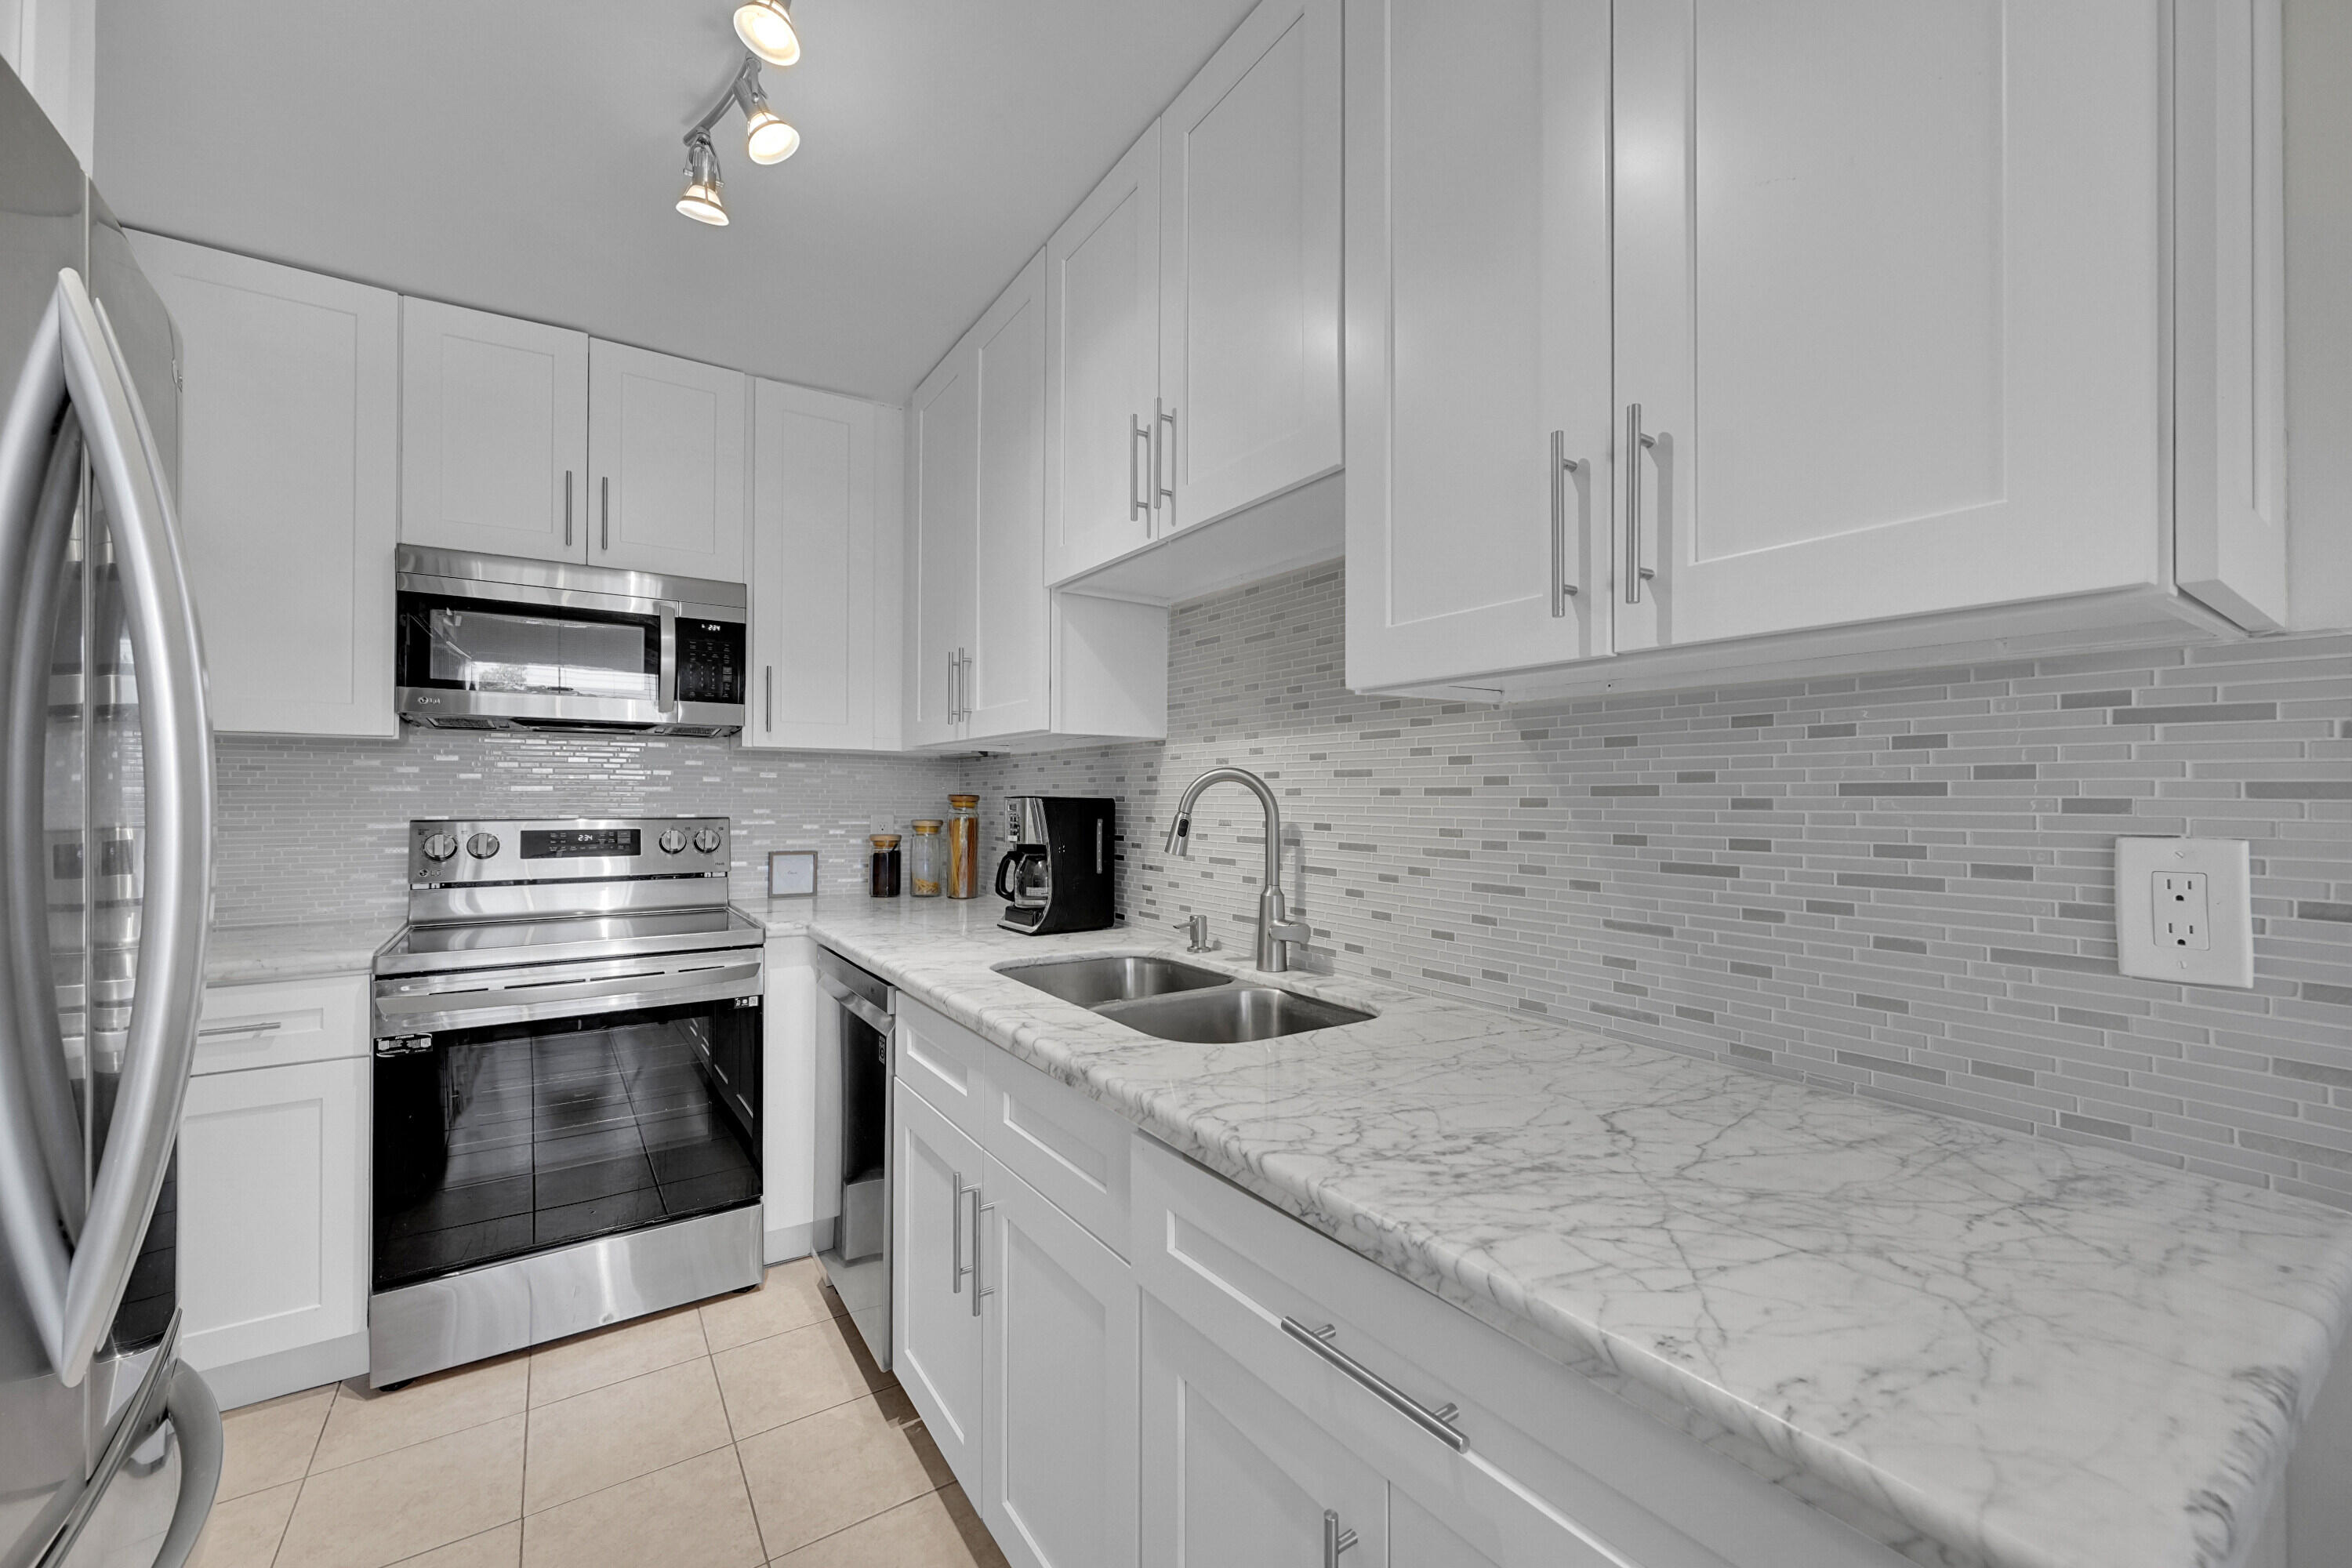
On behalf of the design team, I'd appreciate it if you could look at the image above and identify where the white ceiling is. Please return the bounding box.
[93,0,1258,404]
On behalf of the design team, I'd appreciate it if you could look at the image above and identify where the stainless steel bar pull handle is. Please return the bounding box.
[1549,430,1583,617]
[1323,1510,1358,1566]
[563,470,574,546]
[952,1171,974,1294]
[600,475,611,553]
[1282,1317,1469,1452]
[1130,414,1151,527]
[764,666,774,733]
[197,1020,281,1038]
[970,1189,994,1318]
[1154,399,1176,517]
[1624,404,1658,605]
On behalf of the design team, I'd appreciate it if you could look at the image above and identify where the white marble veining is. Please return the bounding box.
[203,918,394,985]
[746,892,2352,1568]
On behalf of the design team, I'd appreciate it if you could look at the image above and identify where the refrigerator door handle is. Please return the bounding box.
[150,1363,225,1568]
[0,270,213,1388]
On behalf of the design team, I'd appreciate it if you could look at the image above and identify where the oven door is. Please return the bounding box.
[370,957,763,1297]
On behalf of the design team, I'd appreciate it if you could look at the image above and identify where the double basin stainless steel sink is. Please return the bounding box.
[1000,955,1374,1044]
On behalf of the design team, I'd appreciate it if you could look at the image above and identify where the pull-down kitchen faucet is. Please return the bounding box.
[1162,766,1312,971]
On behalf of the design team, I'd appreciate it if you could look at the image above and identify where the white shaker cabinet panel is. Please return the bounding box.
[967,252,1052,742]
[746,379,898,750]
[893,1076,990,1483]
[906,328,980,748]
[1610,1,2164,651]
[1344,0,1613,691]
[126,232,397,736]
[978,1156,1139,1568]
[1044,125,1161,581]
[586,338,747,581]
[1157,0,1342,538]
[399,298,588,564]
[177,1056,368,1374]
[2174,0,2289,631]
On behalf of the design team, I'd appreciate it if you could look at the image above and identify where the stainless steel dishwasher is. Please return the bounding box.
[814,947,893,1370]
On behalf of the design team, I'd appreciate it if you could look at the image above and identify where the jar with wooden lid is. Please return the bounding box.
[946,795,981,899]
[908,820,944,897]
[869,834,902,898]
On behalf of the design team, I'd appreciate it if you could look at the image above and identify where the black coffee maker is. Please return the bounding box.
[996,796,1116,935]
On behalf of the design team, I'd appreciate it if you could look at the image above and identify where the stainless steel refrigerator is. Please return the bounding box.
[0,60,223,1568]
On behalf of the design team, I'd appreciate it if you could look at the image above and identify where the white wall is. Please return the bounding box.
[2285,0,2352,630]
[0,0,93,168]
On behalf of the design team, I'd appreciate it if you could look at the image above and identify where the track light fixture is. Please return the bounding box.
[734,67,800,164]
[732,0,800,67]
[676,132,728,226]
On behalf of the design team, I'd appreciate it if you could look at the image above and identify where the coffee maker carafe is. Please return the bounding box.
[996,797,1116,935]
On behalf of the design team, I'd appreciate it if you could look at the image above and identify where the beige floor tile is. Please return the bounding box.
[518,1446,763,1568]
[310,1354,528,1473]
[737,1388,953,1557]
[188,1478,299,1568]
[698,1258,843,1354]
[216,1385,334,1501]
[769,1485,1007,1568]
[712,1314,890,1442]
[274,1414,524,1568]
[528,1305,708,1407]
[521,1355,734,1515]
[390,1523,520,1568]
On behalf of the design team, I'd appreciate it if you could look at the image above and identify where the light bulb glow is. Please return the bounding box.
[677,135,728,225]
[745,107,800,164]
[733,0,800,67]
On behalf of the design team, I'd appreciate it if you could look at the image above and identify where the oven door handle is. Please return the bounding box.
[816,971,893,1037]
[374,956,762,1034]
[656,600,680,713]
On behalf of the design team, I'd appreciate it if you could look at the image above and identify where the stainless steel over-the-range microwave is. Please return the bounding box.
[394,546,748,736]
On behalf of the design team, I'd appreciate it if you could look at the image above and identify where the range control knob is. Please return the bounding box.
[466,832,501,859]
[658,829,688,855]
[420,832,459,863]
[691,828,723,854]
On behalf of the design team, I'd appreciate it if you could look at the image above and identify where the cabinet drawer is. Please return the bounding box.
[897,995,989,1141]
[1131,1138,1904,1568]
[982,1052,1132,1256]
[194,975,368,1076]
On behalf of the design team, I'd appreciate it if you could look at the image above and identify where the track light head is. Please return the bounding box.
[677,132,728,225]
[733,0,800,67]
[736,74,800,164]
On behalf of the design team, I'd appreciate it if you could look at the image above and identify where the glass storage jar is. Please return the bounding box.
[908,820,944,897]
[869,833,902,898]
[947,794,981,899]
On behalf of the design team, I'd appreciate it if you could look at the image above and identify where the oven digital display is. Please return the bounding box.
[521,828,641,859]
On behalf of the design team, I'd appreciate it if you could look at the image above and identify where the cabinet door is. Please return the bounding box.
[967,252,1051,742]
[894,1077,989,1482]
[1343,1,1612,692]
[1612,2,2163,651]
[1141,1290,1386,1568]
[400,298,589,563]
[586,338,747,580]
[127,232,398,736]
[1044,125,1160,580]
[906,332,978,747]
[177,1057,368,1372]
[980,1156,1139,1568]
[746,379,880,750]
[1158,0,1342,536]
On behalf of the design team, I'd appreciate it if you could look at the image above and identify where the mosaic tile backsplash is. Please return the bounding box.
[973,566,2352,1210]
[217,563,2350,1207]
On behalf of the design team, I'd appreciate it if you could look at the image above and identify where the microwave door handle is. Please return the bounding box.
[656,600,680,713]
[0,272,214,1387]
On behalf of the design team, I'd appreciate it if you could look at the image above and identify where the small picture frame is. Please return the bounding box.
[767,849,818,898]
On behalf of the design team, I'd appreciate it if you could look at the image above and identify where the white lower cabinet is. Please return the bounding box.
[893,1076,990,1481]
[177,975,371,1403]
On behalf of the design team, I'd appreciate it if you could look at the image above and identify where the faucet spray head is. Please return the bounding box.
[1163,813,1192,857]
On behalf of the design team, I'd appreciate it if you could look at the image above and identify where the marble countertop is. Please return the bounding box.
[204,917,395,985]
[746,891,2352,1568]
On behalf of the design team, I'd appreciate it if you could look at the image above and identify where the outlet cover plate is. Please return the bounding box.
[2116,837,2253,987]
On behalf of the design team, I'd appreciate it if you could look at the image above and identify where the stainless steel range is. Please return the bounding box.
[368,817,766,1386]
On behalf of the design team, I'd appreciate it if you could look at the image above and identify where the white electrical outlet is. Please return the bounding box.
[2117,838,2252,987]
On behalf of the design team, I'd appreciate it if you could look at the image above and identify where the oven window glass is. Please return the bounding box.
[395,593,658,702]
[373,998,761,1291]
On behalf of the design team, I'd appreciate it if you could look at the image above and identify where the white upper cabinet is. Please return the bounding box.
[1045,125,1161,581]
[967,256,1052,741]
[906,318,982,749]
[745,379,902,751]
[1345,0,1611,691]
[1612,0,2161,652]
[399,298,589,564]
[128,232,398,736]
[1157,0,1341,537]
[586,338,747,581]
